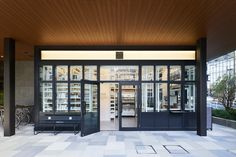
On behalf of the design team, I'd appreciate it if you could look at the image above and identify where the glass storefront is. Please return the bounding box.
[37,50,197,135]
[40,65,196,114]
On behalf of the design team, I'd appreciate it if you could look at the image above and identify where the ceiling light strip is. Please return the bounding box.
[41,50,195,60]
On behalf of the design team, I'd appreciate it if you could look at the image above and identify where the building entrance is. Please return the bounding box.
[100,83,119,130]
[100,82,140,131]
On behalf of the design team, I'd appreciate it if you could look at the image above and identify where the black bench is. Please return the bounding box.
[34,115,80,135]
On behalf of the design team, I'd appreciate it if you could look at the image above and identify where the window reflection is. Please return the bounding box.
[169,84,181,110]
[156,83,168,112]
[156,66,168,81]
[70,66,82,81]
[56,83,68,112]
[70,83,81,112]
[184,84,195,112]
[40,65,53,81]
[170,66,181,81]
[100,66,139,81]
[142,66,154,80]
[142,83,154,112]
[40,83,53,112]
[185,66,195,81]
[56,66,68,81]
[85,66,97,81]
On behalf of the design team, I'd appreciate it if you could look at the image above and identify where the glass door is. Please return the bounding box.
[119,83,139,130]
[81,81,99,136]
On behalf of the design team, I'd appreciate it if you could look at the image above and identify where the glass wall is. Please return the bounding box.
[40,65,53,113]
[156,83,168,112]
[156,66,168,81]
[170,66,181,81]
[169,84,181,110]
[207,51,236,93]
[39,65,89,114]
[85,66,97,80]
[142,66,154,81]
[100,66,139,81]
[39,64,196,114]
[184,84,196,111]
[142,83,154,112]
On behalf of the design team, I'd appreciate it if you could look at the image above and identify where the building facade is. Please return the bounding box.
[32,44,207,137]
[207,50,236,93]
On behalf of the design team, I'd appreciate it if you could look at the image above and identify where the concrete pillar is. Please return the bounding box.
[3,38,15,136]
[196,38,207,136]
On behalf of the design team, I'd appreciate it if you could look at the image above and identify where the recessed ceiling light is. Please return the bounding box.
[0,56,3,58]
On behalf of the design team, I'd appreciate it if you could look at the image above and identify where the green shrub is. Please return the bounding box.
[212,109,236,120]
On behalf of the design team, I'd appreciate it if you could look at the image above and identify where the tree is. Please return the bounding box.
[211,74,236,110]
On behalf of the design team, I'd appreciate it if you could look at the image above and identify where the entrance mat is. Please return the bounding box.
[163,145,189,154]
[135,145,157,154]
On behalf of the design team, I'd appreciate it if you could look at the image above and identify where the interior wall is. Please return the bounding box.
[15,61,34,105]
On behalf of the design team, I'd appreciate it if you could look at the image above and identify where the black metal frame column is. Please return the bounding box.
[3,38,15,136]
[196,38,207,136]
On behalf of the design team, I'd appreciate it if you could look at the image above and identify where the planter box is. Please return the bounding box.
[213,116,236,129]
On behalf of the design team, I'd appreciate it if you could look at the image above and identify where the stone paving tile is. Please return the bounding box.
[0,124,236,157]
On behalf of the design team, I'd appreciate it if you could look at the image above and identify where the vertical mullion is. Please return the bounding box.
[139,65,142,128]
[167,65,170,111]
[154,65,156,112]
[53,65,56,115]
[68,65,70,113]
[181,64,185,111]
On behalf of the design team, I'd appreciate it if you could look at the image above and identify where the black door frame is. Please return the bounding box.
[81,80,100,136]
[119,82,141,131]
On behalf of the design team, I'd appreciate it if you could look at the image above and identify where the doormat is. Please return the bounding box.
[135,145,157,154]
[163,145,189,154]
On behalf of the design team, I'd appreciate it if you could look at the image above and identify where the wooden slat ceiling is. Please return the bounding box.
[0,0,235,60]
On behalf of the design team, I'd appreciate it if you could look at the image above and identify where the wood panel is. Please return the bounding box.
[0,0,235,60]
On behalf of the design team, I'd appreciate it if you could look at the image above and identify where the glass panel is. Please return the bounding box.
[70,83,81,112]
[169,84,181,110]
[82,84,98,136]
[170,66,181,81]
[56,83,68,112]
[84,66,97,81]
[70,66,82,81]
[84,84,98,112]
[156,83,168,112]
[121,85,138,128]
[56,66,68,81]
[142,66,154,80]
[184,84,196,112]
[156,66,168,81]
[40,83,53,112]
[100,66,139,81]
[40,65,53,81]
[100,83,119,130]
[142,83,154,112]
[185,66,195,81]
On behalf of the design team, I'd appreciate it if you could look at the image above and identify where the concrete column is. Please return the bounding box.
[196,38,207,136]
[3,38,15,136]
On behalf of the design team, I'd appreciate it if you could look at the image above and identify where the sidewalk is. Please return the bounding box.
[0,124,235,157]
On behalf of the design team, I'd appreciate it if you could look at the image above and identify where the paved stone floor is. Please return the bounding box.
[0,124,236,157]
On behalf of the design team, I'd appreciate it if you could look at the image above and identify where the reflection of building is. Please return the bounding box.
[207,50,236,93]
